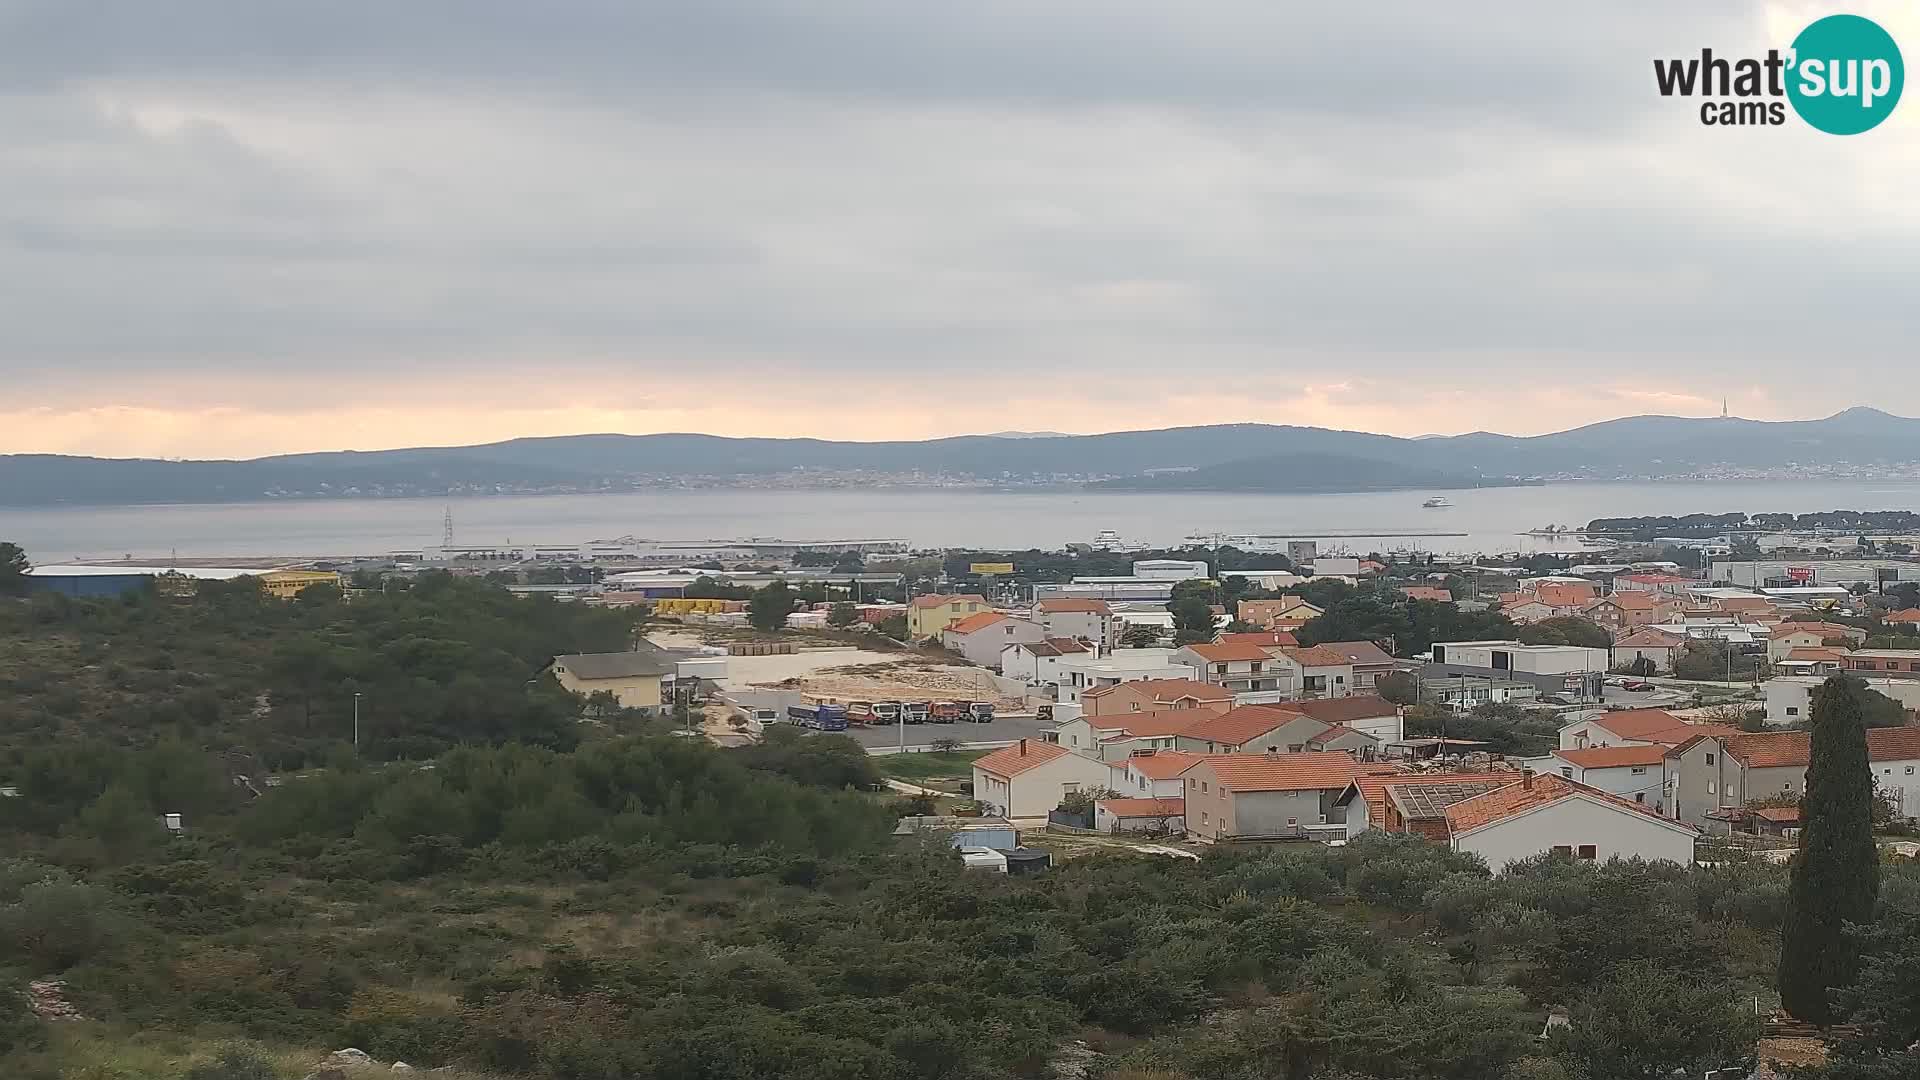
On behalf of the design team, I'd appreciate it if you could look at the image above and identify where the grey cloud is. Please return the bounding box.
[0,1,1911,416]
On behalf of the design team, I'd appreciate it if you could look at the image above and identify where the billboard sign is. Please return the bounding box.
[969,562,1014,575]
[1787,566,1814,583]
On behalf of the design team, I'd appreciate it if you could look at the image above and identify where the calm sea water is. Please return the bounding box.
[6,480,1920,562]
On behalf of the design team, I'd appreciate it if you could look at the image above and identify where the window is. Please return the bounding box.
[1215,663,1228,675]
[1635,793,1645,804]
[1559,767,1573,779]
[1705,753,1715,765]
[1707,781,1716,795]
[1787,707,1799,716]
[1909,766,1916,775]
[1551,844,1572,856]
[1200,811,1209,825]
[1630,766,1647,775]
[1201,781,1209,792]
[1189,778,1196,790]
[1577,845,1597,860]
[1062,783,1079,795]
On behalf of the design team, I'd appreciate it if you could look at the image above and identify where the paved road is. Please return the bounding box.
[845,714,1055,751]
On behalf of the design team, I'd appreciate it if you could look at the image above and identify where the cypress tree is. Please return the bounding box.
[1778,674,1881,1024]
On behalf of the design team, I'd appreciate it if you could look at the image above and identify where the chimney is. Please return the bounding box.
[1019,738,1028,757]
[1521,767,1534,790]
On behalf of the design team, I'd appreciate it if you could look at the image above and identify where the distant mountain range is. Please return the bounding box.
[4,407,1918,506]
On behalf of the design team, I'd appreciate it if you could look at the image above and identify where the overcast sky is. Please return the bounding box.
[3,1,1917,457]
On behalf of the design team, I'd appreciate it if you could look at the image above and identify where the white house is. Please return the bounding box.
[1106,749,1206,798]
[1613,627,1687,674]
[1764,675,1920,726]
[942,612,1046,669]
[1032,598,1119,653]
[970,739,1116,818]
[1000,638,1090,684]
[1442,772,1698,873]
[1540,745,1670,813]
[1867,728,1920,818]
[1055,649,1200,703]
[1175,642,1285,695]
[1557,708,1732,751]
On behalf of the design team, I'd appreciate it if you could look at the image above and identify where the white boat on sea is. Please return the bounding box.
[1422,497,1453,508]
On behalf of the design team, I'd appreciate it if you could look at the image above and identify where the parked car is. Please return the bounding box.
[1623,680,1654,692]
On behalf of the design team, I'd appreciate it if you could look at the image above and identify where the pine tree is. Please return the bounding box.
[1778,674,1881,1024]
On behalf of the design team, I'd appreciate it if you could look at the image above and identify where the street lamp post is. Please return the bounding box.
[352,691,362,752]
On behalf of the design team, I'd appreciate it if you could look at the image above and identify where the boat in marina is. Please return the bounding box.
[1421,496,1452,508]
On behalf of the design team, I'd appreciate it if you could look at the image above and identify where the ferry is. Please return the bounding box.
[1421,497,1453,509]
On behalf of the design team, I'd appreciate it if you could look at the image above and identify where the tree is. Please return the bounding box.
[1121,623,1162,648]
[826,602,858,628]
[1167,580,1216,645]
[1375,670,1420,706]
[0,542,28,596]
[877,614,907,641]
[1553,961,1757,1080]
[1779,675,1882,1024]
[1517,617,1611,649]
[749,582,798,632]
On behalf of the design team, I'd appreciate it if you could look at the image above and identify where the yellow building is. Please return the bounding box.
[546,650,674,713]
[906,593,991,640]
[257,569,344,599]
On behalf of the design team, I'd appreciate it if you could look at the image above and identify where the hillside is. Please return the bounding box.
[5,407,1919,505]
[1086,452,1493,493]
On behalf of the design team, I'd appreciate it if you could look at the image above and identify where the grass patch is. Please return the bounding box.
[877,750,985,783]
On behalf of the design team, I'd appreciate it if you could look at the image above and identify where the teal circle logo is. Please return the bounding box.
[1787,14,1903,134]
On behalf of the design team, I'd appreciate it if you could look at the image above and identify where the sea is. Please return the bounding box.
[6,479,1920,563]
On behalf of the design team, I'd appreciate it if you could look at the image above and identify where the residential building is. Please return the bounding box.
[546,650,672,713]
[907,594,990,640]
[1442,772,1698,872]
[1106,749,1208,798]
[1541,745,1670,812]
[1179,752,1363,841]
[1171,698,1394,756]
[1400,586,1453,602]
[1176,642,1286,695]
[1312,556,1363,578]
[1225,569,1308,590]
[1762,674,1920,725]
[1887,608,1920,626]
[1271,695,1405,743]
[1768,625,1836,663]
[1614,573,1696,598]
[1665,731,1808,826]
[1501,599,1559,625]
[941,612,1045,668]
[1055,649,1201,704]
[1236,597,1324,630]
[1056,710,1210,760]
[1279,644,1361,698]
[1032,598,1119,652]
[1612,627,1687,673]
[1000,638,1090,684]
[1173,705,1325,755]
[1217,629,1299,648]
[1094,797,1186,834]
[1582,591,1667,633]
[1772,618,1867,645]
[1841,649,1920,677]
[970,739,1116,818]
[1558,709,1738,752]
[1337,772,1514,837]
[1079,677,1230,718]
